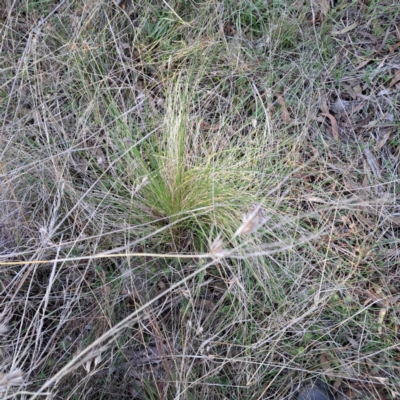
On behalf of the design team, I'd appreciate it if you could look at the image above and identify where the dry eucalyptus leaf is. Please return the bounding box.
[389,294,400,305]
[375,127,393,150]
[346,336,359,349]
[371,376,389,385]
[378,308,387,335]
[319,92,330,113]
[364,148,381,179]
[389,69,400,87]
[333,378,342,390]
[330,98,363,114]
[275,92,292,123]
[341,83,357,99]
[378,88,392,96]
[124,344,170,367]
[389,41,400,53]
[388,215,400,226]
[318,112,339,140]
[332,21,359,35]
[355,54,376,70]
[320,352,332,372]
[195,299,215,310]
[353,84,362,95]
[385,113,395,122]
[305,196,326,203]
[362,119,379,130]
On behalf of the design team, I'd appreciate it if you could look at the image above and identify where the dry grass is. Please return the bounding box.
[1,0,400,399]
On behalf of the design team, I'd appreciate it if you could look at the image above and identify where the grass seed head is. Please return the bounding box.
[209,234,228,259]
[0,369,24,391]
[233,203,268,237]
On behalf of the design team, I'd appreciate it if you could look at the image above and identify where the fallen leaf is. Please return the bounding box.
[378,88,392,96]
[343,389,354,398]
[319,92,330,113]
[305,196,327,203]
[385,113,395,122]
[373,19,385,36]
[346,336,359,349]
[355,53,376,70]
[389,294,400,305]
[333,378,342,391]
[195,299,215,310]
[361,119,379,130]
[388,215,400,226]
[376,26,391,52]
[313,0,329,15]
[318,112,339,140]
[353,83,363,95]
[320,352,332,372]
[200,120,220,131]
[223,21,237,36]
[329,98,364,114]
[364,148,381,179]
[341,83,358,99]
[389,41,400,53]
[332,21,359,35]
[371,376,388,385]
[389,69,400,87]
[375,127,393,150]
[275,92,292,123]
[124,344,170,367]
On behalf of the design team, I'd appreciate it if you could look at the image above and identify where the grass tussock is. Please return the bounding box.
[1,0,400,399]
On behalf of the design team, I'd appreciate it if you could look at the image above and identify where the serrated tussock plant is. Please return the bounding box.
[136,74,264,251]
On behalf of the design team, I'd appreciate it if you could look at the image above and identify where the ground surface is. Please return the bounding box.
[0,0,400,399]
